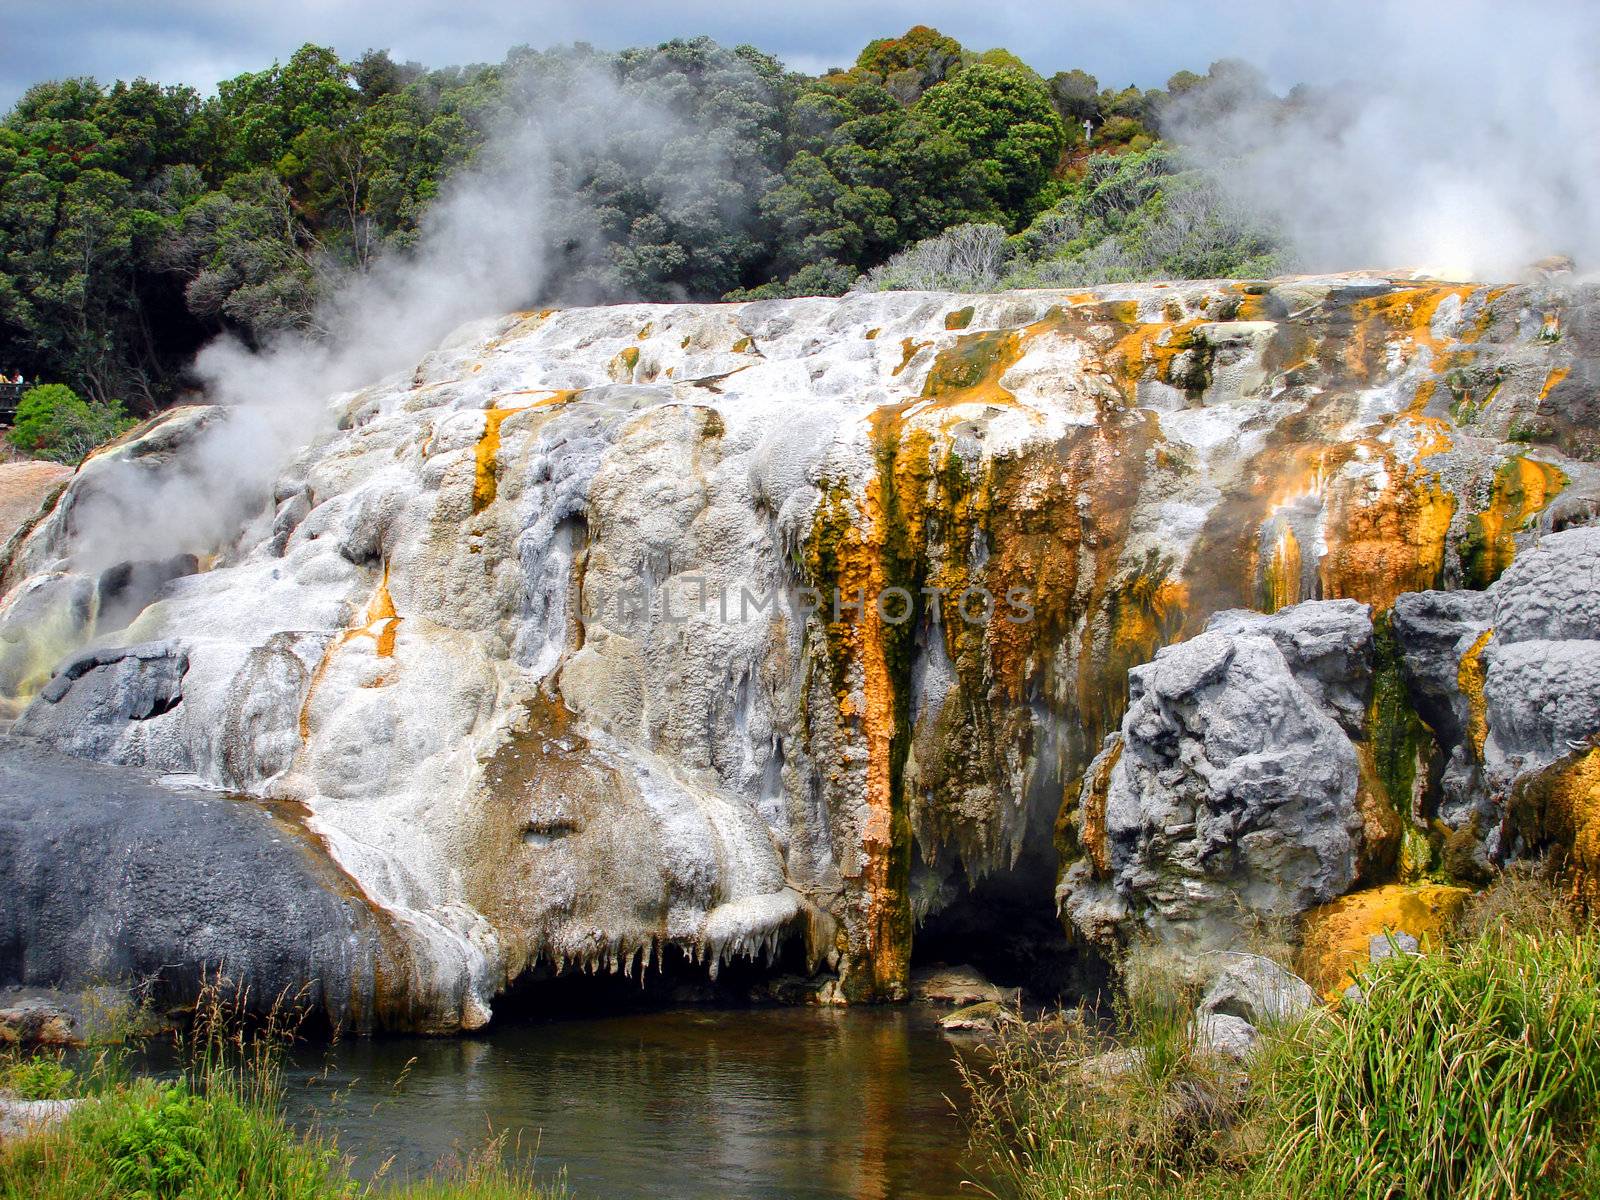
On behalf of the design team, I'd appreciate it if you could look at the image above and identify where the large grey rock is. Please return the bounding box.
[1389,588,1495,834]
[1391,527,1600,867]
[16,642,191,768]
[1190,1011,1260,1062]
[1483,639,1600,764]
[1490,526,1600,644]
[0,741,447,1032]
[1388,588,1492,750]
[1205,600,1375,736]
[1060,609,1365,951]
[1198,954,1316,1026]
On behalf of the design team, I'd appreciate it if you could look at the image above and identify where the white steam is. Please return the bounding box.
[62,56,745,577]
[1171,2,1600,281]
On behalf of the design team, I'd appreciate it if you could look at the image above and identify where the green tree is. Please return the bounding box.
[1049,69,1100,127]
[750,72,1001,295]
[913,64,1066,220]
[212,45,358,173]
[855,25,963,102]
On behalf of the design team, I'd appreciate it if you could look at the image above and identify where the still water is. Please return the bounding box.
[278,1006,979,1200]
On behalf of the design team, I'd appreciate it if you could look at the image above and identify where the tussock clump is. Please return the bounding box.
[961,942,1257,1199]
[1457,859,1581,942]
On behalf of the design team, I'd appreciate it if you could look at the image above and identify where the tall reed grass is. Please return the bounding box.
[963,872,1600,1200]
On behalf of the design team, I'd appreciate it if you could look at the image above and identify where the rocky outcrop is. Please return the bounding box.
[1,276,1598,1028]
[0,461,70,548]
[1392,527,1600,891]
[1062,524,1600,960]
[0,742,434,1032]
[1059,601,1372,950]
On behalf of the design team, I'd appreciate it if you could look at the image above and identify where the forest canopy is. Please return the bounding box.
[0,27,1279,415]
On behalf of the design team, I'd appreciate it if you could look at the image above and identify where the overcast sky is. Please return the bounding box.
[1,1,1402,111]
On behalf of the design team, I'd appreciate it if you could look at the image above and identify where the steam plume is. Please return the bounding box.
[1170,1,1600,281]
[60,54,751,577]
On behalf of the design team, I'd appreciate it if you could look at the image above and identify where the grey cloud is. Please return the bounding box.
[5,0,1394,111]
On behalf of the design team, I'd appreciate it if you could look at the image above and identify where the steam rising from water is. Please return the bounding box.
[1171,1,1600,281]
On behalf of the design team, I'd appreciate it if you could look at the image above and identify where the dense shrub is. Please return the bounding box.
[8,383,134,464]
[0,1055,76,1101]
[860,149,1285,295]
[856,222,1007,292]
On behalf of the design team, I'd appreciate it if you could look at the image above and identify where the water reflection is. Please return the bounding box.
[281,1007,976,1199]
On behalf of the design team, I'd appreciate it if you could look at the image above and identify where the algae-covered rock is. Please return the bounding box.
[939,999,1018,1032]
[1392,528,1600,887]
[1295,882,1470,1001]
[911,963,1016,1007]
[0,987,154,1047]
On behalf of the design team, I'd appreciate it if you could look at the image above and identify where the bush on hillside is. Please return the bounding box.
[860,150,1286,295]
[8,384,134,464]
[855,222,1007,292]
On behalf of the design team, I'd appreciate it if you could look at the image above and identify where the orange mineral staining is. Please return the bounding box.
[471,391,576,514]
[1457,628,1494,760]
[298,563,403,739]
[1318,465,1456,613]
[473,408,514,514]
[1076,737,1121,876]
[1538,366,1570,403]
[1510,748,1600,906]
[804,464,911,1000]
[608,345,641,382]
[892,337,928,376]
[1297,882,1471,1001]
[918,329,1022,409]
[1461,455,1568,587]
[1263,525,1303,613]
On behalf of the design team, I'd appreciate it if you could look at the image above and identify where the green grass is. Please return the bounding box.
[0,990,567,1200]
[963,875,1600,1199]
[1263,928,1600,1199]
[0,1055,77,1100]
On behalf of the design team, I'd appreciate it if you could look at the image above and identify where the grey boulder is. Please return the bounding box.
[1060,604,1368,951]
[1198,953,1316,1027]
[1190,1011,1260,1062]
